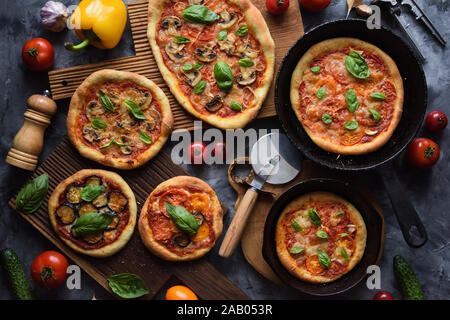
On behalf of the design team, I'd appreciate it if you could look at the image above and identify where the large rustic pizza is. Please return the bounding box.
[67,69,173,169]
[275,192,367,283]
[290,38,404,155]
[139,176,223,261]
[148,0,275,129]
[48,169,137,258]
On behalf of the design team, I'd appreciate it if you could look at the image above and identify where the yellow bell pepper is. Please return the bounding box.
[65,0,127,50]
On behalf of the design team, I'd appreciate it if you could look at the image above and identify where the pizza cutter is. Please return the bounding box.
[219,132,302,258]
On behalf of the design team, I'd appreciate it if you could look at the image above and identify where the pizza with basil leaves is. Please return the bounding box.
[275,192,367,283]
[148,0,275,129]
[290,38,404,155]
[48,169,137,258]
[138,176,223,261]
[67,69,173,170]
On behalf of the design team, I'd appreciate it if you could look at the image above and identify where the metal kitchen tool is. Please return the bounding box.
[219,132,302,258]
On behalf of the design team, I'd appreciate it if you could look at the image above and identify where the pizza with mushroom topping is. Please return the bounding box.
[48,169,137,258]
[67,69,173,169]
[290,38,404,155]
[148,0,275,129]
[275,192,367,283]
[138,176,223,261]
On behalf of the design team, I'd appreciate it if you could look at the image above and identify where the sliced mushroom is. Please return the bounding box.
[148,106,162,125]
[205,95,223,112]
[115,113,139,132]
[82,232,104,245]
[237,66,256,86]
[78,203,97,216]
[56,204,76,225]
[218,10,237,29]
[108,92,121,107]
[117,136,134,155]
[188,0,203,4]
[120,145,133,155]
[65,184,83,204]
[182,68,202,87]
[195,41,217,63]
[108,191,128,213]
[236,42,259,59]
[86,100,104,120]
[165,42,185,62]
[218,33,236,55]
[127,89,152,111]
[143,119,157,131]
[85,175,102,187]
[193,211,205,226]
[160,16,182,35]
[173,233,191,248]
[93,192,108,208]
[83,126,101,143]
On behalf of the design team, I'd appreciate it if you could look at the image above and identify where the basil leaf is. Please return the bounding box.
[308,208,321,227]
[291,220,302,232]
[345,89,359,113]
[194,80,207,94]
[340,233,349,238]
[345,51,370,79]
[341,247,349,260]
[214,61,234,93]
[235,25,248,36]
[336,211,345,216]
[290,247,304,254]
[139,132,152,144]
[238,58,254,67]
[344,120,359,130]
[310,66,321,74]
[322,113,332,125]
[124,99,147,120]
[91,118,107,130]
[370,92,386,100]
[182,64,193,71]
[72,212,115,237]
[370,108,381,122]
[193,62,204,70]
[174,34,190,44]
[217,29,227,41]
[317,249,331,269]
[181,5,219,24]
[165,203,199,235]
[81,185,104,202]
[317,86,326,100]
[99,90,115,112]
[16,173,49,214]
[230,101,243,112]
[107,273,149,299]
[316,230,328,239]
[100,137,127,149]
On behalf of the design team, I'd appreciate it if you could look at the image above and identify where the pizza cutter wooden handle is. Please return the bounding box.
[219,187,259,258]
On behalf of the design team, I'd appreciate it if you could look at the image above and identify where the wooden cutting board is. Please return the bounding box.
[48,0,304,130]
[9,138,248,300]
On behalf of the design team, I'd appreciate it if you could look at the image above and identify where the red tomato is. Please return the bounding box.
[266,0,290,15]
[188,141,208,165]
[299,0,331,12]
[373,291,394,300]
[426,111,448,132]
[166,285,198,300]
[210,141,229,161]
[22,38,54,72]
[31,251,69,289]
[406,138,440,169]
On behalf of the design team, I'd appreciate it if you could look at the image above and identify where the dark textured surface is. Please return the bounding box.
[0,0,449,300]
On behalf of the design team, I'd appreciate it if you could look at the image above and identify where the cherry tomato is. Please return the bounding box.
[299,0,331,12]
[22,38,54,72]
[406,138,440,169]
[373,291,394,300]
[188,141,208,165]
[166,285,198,300]
[266,0,290,15]
[426,111,448,132]
[209,141,229,162]
[31,251,69,289]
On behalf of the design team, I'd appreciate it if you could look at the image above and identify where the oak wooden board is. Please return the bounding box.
[9,138,248,300]
[48,0,304,130]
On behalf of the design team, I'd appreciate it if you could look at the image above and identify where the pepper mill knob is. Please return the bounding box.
[6,90,57,171]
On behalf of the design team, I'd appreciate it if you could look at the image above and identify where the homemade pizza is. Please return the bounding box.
[290,38,404,155]
[139,176,223,261]
[48,169,137,258]
[275,192,367,283]
[67,69,173,169]
[148,0,275,129]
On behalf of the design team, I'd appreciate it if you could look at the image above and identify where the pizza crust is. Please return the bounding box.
[48,169,137,258]
[148,0,275,129]
[290,38,404,155]
[67,69,173,169]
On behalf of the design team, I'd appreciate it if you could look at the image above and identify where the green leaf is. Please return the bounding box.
[308,208,321,227]
[345,89,359,113]
[72,212,115,237]
[230,101,243,112]
[341,247,349,260]
[182,64,193,71]
[182,5,219,24]
[344,120,359,130]
[193,62,204,70]
[317,86,326,100]
[16,173,49,214]
[98,90,115,112]
[100,137,127,149]
[91,118,107,130]
[316,230,328,239]
[370,92,386,100]
[139,132,152,144]
[340,233,349,238]
[345,51,370,79]
[322,113,332,125]
[107,273,149,299]
[165,203,199,235]
[174,34,190,44]
[124,99,147,120]
[235,25,248,36]
[81,185,104,202]
[370,108,381,122]
[214,61,234,93]
[217,29,227,41]
[291,220,302,232]
[310,66,321,74]
[194,80,207,94]
[238,58,254,67]
[290,246,304,254]
[336,211,345,216]
[317,249,331,269]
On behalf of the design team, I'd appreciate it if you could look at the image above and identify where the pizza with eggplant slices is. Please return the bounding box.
[290,38,404,155]
[67,69,173,170]
[148,0,275,129]
[275,192,367,283]
[138,176,223,261]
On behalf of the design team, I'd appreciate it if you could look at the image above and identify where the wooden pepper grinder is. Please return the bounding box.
[6,90,57,171]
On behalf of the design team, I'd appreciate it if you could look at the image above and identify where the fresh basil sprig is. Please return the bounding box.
[139,132,152,144]
[165,203,199,235]
[193,62,204,70]
[322,113,332,125]
[292,220,302,232]
[316,230,328,239]
[370,92,386,100]
[344,120,359,131]
[235,25,248,36]
[214,62,234,93]
[370,108,381,122]
[100,137,127,149]
[81,185,104,202]
[124,99,147,120]
[107,273,149,299]
[317,86,326,100]
[174,35,190,44]
[72,212,115,237]
[91,118,107,130]
[181,5,219,24]
[185,62,204,71]
[99,90,115,112]
[308,208,321,227]
[345,51,370,79]
[317,249,331,269]
[310,66,321,74]
[238,58,254,67]
[16,173,49,214]
[217,29,227,41]
[194,80,207,94]
[230,101,243,112]
[345,89,359,113]
[290,247,304,254]
[341,247,349,260]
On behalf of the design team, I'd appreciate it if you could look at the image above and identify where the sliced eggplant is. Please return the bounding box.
[161,16,182,35]
[237,42,259,59]
[92,192,108,208]
[106,214,119,231]
[83,126,101,143]
[65,184,83,204]
[237,67,256,86]
[78,203,98,216]
[56,204,76,225]
[218,10,237,29]
[195,41,217,63]
[173,233,191,248]
[165,42,185,62]
[205,95,223,112]
[86,100,104,120]
[193,211,205,226]
[108,191,128,213]
[85,175,102,187]
[83,232,104,245]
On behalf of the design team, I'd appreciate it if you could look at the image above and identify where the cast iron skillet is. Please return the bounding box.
[275,19,427,171]
[262,179,385,296]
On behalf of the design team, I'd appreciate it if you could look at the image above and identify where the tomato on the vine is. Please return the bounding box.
[22,38,54,72]
[426,111,448,132]
[31,251,69,289]
[373,291,394,300]
[406,138,440,169]
[266,0,290,15]
[188,141,208,165]
[299,0,331,12]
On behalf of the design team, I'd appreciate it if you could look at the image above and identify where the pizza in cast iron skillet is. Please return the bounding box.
[290,38,404,155]
[148,0,275,129]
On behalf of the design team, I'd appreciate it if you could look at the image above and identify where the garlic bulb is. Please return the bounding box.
[40,1,69,32]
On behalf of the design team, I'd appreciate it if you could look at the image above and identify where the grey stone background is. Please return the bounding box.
[0,0,448,300]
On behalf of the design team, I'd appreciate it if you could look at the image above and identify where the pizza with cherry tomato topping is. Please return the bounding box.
[275,192,367,283]
[148,0,275,129]
[67,69,173,169]
[290,38,404,155]
[48,169,137,258]
[138,176,223,261]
